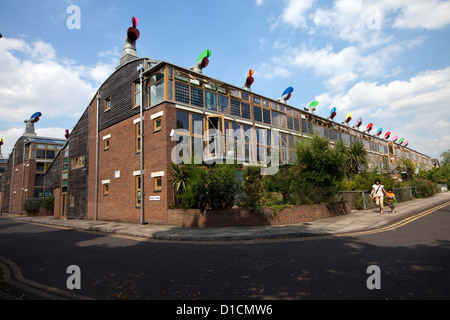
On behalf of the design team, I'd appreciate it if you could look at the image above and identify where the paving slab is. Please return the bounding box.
[4,192,450,241]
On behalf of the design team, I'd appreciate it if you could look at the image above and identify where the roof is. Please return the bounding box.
[27,137,66,145]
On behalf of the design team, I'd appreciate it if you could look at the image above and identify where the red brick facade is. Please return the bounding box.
[86,101,176,223]
[166,201,351,228]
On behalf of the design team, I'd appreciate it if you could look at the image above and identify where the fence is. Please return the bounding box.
[341,187,417,210]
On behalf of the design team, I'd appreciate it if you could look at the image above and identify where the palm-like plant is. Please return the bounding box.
[346,141,368,177]
[169,162,188,203]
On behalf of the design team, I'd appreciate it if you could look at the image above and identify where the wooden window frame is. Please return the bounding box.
[72,156,85,169]
[133,82,141,109]
[104,97,111,112]
[135,175,142,207]
[153,117,162,132]
[104,139,110,151]
[103,184,109,196]
[154,177,162,192]
[135,123,141,153]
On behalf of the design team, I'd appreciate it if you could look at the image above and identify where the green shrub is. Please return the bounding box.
[23,199,42,214]
[242,166,264,208]
[42,196,55,212]
[411,178,436,198]
[177,164,240,212]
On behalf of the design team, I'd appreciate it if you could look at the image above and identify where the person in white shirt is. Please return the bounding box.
[371,179,387,213]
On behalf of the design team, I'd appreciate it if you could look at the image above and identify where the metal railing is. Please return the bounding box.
[341,187,417,210]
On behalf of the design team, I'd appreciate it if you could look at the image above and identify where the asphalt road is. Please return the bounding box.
[1,203,449,301]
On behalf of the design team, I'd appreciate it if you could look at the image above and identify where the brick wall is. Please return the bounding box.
[165,201,351,228]
[92,101,176,223]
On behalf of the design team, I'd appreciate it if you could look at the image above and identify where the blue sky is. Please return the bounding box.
[1,0,450,160]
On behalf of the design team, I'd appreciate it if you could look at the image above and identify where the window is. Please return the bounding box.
[218,95,229,113]
[254,106,262,123]
[36,162,45,173]
[105,97,111,111]
[104,139,110,150]
[230,99,241,117]
[263,108,271,125]
[134,82,141,108]
[31,144,58,160]
[190,87,204,108]
[287,116,294,130]
[61,148,69,194]
[70,194,75,207]
[205,91,217,111]
[271,111,279,127]
[136,123,141,153]
[176,110,190,130]
[34,173,45,198]
[103,184,109,196]
[72,156,85,169]
[241,102,251,120]
[154,117,162,132]
[175,82,189,104]
[154,177,162,192]
[293,118,300,132]
[136,176,141,207]
[149,69,165,107]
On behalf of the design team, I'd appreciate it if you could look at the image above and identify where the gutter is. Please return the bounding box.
[95,93,100,221]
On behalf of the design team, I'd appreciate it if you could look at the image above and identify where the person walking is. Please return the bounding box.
[371,179,387,213]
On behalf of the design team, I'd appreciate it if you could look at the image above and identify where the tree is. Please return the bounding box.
[169,162,188,204]
[290,135,347,204]
[440,148,450,167]
[345,141,368,178]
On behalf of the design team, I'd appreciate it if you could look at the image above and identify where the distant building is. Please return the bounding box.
[0,121,65,214]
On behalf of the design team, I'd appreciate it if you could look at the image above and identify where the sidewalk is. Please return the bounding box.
[7,192,450,241]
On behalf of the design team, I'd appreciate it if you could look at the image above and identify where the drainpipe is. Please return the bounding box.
[9,147,16,214]
[94,92,100,221]
[20,138,29,215]
[137,63,147,225]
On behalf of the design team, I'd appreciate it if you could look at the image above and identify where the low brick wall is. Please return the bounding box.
[165,201,351,228]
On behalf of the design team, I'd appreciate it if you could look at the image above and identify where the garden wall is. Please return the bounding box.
[165,201,351,228]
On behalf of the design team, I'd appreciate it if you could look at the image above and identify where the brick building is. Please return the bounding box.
[39,20,434,224]
[0,124,65,214]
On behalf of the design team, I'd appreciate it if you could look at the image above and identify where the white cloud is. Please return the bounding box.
[255,0,265,6]
[326,67,450,158]
[392,0,450,30]
[280,0,316,29]
[0,37,119,157]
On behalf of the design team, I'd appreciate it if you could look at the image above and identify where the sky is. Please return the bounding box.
[1,0,450,160]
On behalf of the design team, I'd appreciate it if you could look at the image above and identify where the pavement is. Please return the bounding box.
[3,192,450,241]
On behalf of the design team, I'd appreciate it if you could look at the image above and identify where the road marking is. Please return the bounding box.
[336,201,450,238]
[0,255,94,300]
[18,221,72,230]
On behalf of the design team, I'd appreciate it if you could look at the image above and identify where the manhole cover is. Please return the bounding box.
[218,256,277,271]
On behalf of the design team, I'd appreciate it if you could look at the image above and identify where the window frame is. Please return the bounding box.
[133,82,141,109]
[153,117,162,132]
[103,183,109,196]
[135,122,141,153]
[135,175,142,207]
[105,97,111,112]
[154,177,162,192]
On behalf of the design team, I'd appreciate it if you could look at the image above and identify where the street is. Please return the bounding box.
[1,203,449,300]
